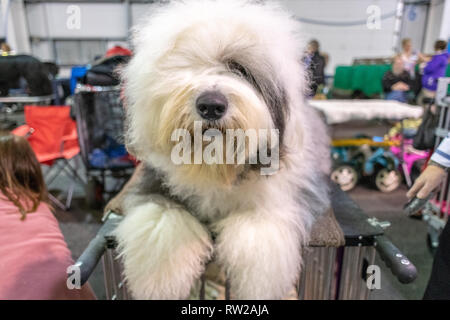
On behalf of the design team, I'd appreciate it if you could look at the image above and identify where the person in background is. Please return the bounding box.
[407,135,450,299]
[400,38,420,79]
[418,40,449,105]
[401,38,427,99]
[304,39,326,96]
[0,43,12,56]
[0,132,95,300]
[382,55,412,103]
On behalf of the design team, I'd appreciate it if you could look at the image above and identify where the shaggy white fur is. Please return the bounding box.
[115,0,331,300]
[115,202,213,299]
[309,99,423,125]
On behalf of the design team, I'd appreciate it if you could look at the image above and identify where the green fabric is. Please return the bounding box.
[333,64,391,96]
[334,64,450,96]
[446,65,450,94]
[333,66,353,90]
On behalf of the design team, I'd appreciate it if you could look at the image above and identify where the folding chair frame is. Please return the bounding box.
[15,106,84,211]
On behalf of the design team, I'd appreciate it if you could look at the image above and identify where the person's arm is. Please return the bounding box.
[417,52,427,63]
[407,136,450,199]
[430,136,450,168]
[423,55,444,74]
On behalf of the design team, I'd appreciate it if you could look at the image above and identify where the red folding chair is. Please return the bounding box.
[12,105,85,210]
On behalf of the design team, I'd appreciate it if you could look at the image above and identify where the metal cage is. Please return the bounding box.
[72,84,134,206]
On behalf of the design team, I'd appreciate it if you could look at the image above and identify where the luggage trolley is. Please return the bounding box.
[71,182,417,300]
[73,84,135,208]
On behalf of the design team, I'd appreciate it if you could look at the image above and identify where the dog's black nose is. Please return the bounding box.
[196,91,228,121]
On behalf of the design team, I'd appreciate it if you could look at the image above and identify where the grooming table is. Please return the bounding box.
[70,182,417,300]
[0,95,54,130]
[0,95,54,105]
[309,99,423,125]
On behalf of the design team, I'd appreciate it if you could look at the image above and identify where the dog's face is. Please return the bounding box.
[123,0,305,186]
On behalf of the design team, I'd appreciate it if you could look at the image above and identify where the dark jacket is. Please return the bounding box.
[305,52,325,94]
[382,70,412,93]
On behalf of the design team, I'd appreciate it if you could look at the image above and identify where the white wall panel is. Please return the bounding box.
[22,0,439,73]
[30,39,53,61]
[400,4,429,53]
[0,4,4,39]
[27,3,128,39]
[440,0,450,41]
[131,3,152,27]
[2,0,30,53]
[129,0,398,73]
[423,0,445,54]
[280,0,397,73]
[26,3,47,38]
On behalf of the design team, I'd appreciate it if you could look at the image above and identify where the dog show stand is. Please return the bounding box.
[70,182,417,300]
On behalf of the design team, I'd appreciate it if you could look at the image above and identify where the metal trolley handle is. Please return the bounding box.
[375,235,418,284]
[73,212,123,285]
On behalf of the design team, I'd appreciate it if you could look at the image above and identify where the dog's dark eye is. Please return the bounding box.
[226,59,264,98]
[227,60,252,81]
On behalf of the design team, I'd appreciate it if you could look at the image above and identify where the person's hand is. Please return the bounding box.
[407,164,446,199]
[392,82,409,91]
[400,82,410,91]
[391,82,401,91]
[397,82,410,91]
[417,52,424,62]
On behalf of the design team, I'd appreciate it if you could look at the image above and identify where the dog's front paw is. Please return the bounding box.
[214,211,304,299]
[114,202,213,299]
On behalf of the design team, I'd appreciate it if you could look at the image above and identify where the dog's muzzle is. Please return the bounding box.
[196,91,228,121]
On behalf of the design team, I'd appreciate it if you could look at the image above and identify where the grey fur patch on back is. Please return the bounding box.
[123,164,190,213]
[295,173,330,221]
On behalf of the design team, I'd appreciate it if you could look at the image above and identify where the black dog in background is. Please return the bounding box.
[0,55,53,97]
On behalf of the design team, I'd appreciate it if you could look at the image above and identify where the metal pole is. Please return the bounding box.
[392,0,405,53]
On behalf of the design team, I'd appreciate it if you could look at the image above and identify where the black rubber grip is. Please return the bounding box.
[71,213,123,285]
[375,235,418,284]
[403,195,433,216]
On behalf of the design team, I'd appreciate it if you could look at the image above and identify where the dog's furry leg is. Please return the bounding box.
[214,210,304,299]
[114,201,213,299]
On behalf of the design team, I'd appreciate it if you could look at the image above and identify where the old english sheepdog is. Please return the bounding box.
[114,0,331,299]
